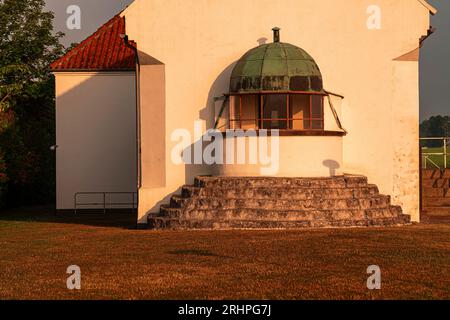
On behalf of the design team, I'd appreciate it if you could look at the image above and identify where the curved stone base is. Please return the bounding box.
[214,135,343,178]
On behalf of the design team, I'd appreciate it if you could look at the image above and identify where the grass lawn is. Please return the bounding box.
[0,207,449,300]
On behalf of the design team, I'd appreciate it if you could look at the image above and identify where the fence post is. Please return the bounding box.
[444,138,448,169]
[74,193,77,215]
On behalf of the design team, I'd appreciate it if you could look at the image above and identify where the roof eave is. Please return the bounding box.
[50,13,137,72]
[417,0,437,15]
[52,68,135,73]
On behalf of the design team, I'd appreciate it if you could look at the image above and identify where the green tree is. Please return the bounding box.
[420,115,450,148]
[420,116,450,137]
[0,0,64,207]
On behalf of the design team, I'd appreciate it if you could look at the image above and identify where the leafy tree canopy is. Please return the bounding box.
[420,116,450,138]
[0,0,64,71]
[0,0,64,109]
[0,0,64,207]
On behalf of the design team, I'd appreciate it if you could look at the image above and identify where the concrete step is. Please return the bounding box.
[421,214,450,224]
[422,187,449,198]
[422,206,450,216]
[422,169,439,179]
[147,175,409,230]
[181,186,202,197]
[158,206,403,221]
[194,175,368,189]
[176,196,392,211]
[422,178,450,188]
[148,215,410,230]
[170,196,190,208]
[423,197,450,207]
[159,205,182,218]
[422,169,450,179]
[181,185,380,200]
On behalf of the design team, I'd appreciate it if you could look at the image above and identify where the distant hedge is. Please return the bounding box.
[420,116,450,148]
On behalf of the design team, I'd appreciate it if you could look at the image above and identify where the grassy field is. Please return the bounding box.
[0,208,449,300]
[422,147,450,169]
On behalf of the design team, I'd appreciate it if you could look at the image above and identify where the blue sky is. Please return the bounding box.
[45,0,449,121]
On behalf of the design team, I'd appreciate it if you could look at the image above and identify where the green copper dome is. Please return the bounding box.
[230,30,323,94]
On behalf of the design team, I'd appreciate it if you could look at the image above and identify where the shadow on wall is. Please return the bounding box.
[138,36,271,218]
[138,50,164,65]
[54,55,138,211]
[323,159,340,177]
[257,37,268,45]
[200,61,237,131]
[184,61,238,184]
[142,59,238,217]
[172,36,269,189]
[137,50,167,190]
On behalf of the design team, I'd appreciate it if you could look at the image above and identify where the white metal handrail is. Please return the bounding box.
[74,192,137,214]
[420,137,449,169]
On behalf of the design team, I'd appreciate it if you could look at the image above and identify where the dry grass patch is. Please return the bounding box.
[0,208,449,300]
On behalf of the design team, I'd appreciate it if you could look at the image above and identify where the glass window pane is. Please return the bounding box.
[312,95,323,118]
[292,120,311,130]
[241,95,258,130]
[232,96,241,118]
[262,94,288,129]
[241,120,258,130]
[290,95,310,119]
[312,120,323,130]
[230,96,239,129]
[263,120,290,130]
[290,94,310,129]
[305,120,312,130]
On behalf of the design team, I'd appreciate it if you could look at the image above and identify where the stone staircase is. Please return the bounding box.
[422,169,450,223]
[147,175,411,230]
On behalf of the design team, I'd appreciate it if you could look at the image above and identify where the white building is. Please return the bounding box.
[51,0,437,228]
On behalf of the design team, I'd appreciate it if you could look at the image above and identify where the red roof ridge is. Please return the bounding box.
[51,13,137,72]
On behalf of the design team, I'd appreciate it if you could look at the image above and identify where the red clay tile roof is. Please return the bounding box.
[51,15,137,71]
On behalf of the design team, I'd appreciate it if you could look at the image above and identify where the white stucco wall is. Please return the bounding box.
[121,0,432,223]
[215,136,343,178]
[54,72,137,210]
[391,60,421,223]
